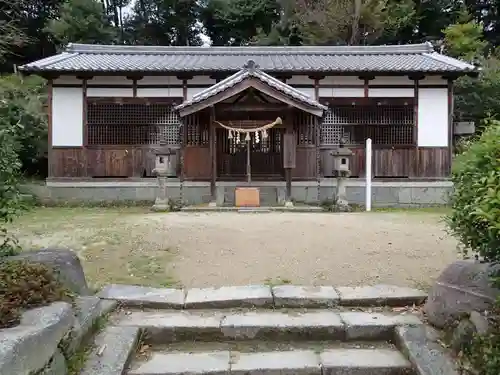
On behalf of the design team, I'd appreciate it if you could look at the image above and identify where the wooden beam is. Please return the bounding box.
[82,78,88,177]
[210,106,216,201]
[47,79,53,177]
[410,77,420,177]
[182,79,188,102]
[448,79,454,176]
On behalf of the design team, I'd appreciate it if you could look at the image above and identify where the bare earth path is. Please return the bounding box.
[11,208,458,290]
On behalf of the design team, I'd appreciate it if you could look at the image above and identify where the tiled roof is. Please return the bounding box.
[19,42,477,74]
[175,60,327,114]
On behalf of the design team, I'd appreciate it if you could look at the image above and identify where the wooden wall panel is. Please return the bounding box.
[373,148,416,178]
[293,146,316,179]
[87,149,132,177]
[184,146,211,180]
[320,147,365,177]
[416,147,450,178]
[50,148,86,177]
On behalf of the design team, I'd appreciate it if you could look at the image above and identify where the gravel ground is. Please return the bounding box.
[148,212,458,289]
[13,208,459,289]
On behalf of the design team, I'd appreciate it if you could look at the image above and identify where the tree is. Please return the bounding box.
[46,0,118,46]
[443,10,487,61]
[125,0,202,46]
[199,0,280,46]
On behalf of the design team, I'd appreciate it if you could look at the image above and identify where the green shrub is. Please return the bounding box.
[446,118,500,263]
[0,260,73,328]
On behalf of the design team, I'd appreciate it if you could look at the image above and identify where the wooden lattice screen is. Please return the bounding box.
[184,113,209,146]
[294,112,316,145]
[86,102,181,145]
[320,104,415,146]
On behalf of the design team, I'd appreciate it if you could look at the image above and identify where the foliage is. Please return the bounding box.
[443,18,487,61]
[446,118,500,264]
[0,260,73,328]
[465,322,500,375]
[0,125,24,258]
[45,0,117,46]
[454,55,500,127]
[0,74,48,177]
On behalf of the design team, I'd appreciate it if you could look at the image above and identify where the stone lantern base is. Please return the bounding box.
[151,198,169,212]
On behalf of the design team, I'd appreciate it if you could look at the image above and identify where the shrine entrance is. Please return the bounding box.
[216,123,284,181]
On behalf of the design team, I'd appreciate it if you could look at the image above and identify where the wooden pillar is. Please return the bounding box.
[47,79,53,178]
[447,78,454,176]
[209,106,217,200]
[80,77,88,177]
[181,80,188,183]
[283,108,296,202]
[409,75,422,177]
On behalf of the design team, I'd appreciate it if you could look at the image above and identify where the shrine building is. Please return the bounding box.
[20,43,477,206]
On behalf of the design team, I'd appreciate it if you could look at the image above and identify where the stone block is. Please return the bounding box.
[395,325,459,375]
[424,260,500,328]
[39,349,67,375]
[129,351,231,375]
[0,302,74,375]
[97,299,118,317]
[272,285,339,307]
[61,296,102,356]
[98,284,185,308]
[185,285,273,308]
[337,285,427,307]
[220,311,344,340]
[80,326,140,375]
[320,349,412,375]
[117,311,223,344]
[9,248,89,295]
[230,350,321,375]
[340,312,423,340]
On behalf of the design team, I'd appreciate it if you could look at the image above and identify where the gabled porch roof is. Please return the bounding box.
[175,60,327,117]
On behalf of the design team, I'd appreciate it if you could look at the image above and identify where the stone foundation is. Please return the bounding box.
[26,179,453,207]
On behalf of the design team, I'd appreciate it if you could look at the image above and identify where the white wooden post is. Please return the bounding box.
[365,138,372,212]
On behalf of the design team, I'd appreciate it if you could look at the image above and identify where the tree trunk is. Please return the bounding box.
[350,0,362,45]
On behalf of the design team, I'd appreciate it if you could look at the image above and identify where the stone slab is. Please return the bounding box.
[320,349,412,375]
[98,284,185,308]
[230,350,321,375]
[340,312,423,340]
[117,311,223,343]
[272,286,339,307]
[184,285,273,308]
[337,285,427,307]
[129,351,231,375]
[39,349,67,375]
[220,311,344,340]
[97,299,119,316]
[395,325,459,375]
[0,302,74,375]
[80,326,140,375]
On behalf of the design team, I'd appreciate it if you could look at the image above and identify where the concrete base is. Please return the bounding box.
[25,179,453,208]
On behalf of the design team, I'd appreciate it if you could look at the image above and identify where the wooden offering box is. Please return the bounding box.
[235,187,260,207]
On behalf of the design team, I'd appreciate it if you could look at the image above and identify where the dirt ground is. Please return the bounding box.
[10,207,459,290]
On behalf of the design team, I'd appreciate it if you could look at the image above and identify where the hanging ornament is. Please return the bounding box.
[255,131,260,144]
[228,130,233,139]
[245,132,251,141]
[236,132,241,144]
[262,129,268,139]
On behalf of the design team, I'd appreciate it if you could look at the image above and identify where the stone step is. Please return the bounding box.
[127,348,412,375]
[80,325,141,375]
[98,284,427,309]
[114,309,423,344]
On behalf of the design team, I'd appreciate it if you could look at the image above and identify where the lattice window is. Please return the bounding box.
[294,112,316,145]
[183,113,209,146]
[320,105,415,146]
[86,102,180,145]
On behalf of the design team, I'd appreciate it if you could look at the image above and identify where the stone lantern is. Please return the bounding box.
[330,138,353,211]
[151,141,177,212]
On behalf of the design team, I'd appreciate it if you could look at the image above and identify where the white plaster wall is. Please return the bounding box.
[87,76,129,85]
[369,88,414,97]
[139,76,183,85]
[190,76,217,85]
[322,76,363,85]
[370,76,412,86]
[136,87,183,97]
[52,87,83,146]
[418,88,449,147]
[86,87,133,97]
[332,87,365,97]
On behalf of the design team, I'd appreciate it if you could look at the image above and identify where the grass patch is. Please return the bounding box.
[8,207,179,289]
[264,276,292,286]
